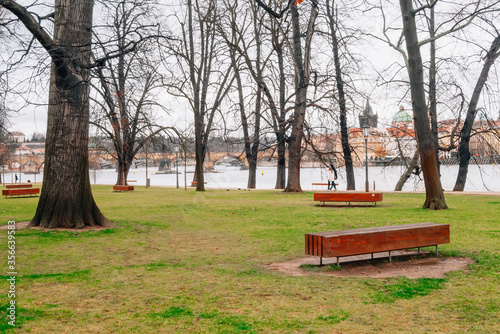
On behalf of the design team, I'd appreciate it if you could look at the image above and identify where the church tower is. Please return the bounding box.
[358,99,378,128]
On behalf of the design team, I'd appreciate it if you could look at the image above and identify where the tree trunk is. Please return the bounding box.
[453,35,500,191]
[30,0,110,228]
[428,6,440,174]
[275,132,286,189]
[248,14,262,189]
[394,149,419,191]
[285,2,317,192]
[399,0,447,209]
[230,6,262,190]
[116,158,131,186]
[326,1,355,190]
[275,34,287,190]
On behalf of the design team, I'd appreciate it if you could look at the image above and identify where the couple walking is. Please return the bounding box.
[327,164,337,191]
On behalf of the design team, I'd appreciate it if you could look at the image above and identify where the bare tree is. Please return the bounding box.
[90,0,168,186]
[1,0,111,227]
[256,0,319,192]
[227,5,292,189]
[398,0,447,209]
[323,0,356,190]
[165,0,233,191]
[222,0,263,189]
[454,33,500,190]
[375,0,499,207]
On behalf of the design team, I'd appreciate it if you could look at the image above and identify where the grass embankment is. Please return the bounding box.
[0,186,499,333]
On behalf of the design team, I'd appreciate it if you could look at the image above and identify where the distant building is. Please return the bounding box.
[8,131,26,143]
[391,106,413,128]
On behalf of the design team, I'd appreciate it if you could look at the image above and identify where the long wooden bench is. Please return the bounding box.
[190,181,207,187]
[2,188,40,198]
[113,185,134,191]
[314,192,383,206]
[6,184,33,189]
[305,223,450,266]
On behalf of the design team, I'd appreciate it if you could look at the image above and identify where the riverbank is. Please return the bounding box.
[3,163,500,192]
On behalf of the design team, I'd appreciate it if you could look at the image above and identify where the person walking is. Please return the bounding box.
[327,164,337,190]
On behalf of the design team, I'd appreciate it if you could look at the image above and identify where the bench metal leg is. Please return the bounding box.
[389,250,392,262]
[337,257,340,266]
[320,256,323,266]
[436,245,438,257]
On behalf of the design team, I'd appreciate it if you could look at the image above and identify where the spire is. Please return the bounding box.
[359,99,378,128]
[363,99,373,115]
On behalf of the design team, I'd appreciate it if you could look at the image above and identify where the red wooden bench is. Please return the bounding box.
[314,192,383,206]
[190,181,207,187]
[6,184,33,189]
[113,185,134,191]
[305,223,450,266]
[2,188,40,198]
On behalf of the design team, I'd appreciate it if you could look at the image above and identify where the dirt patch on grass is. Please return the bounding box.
[0,221,117,232]
[264,251,475,278]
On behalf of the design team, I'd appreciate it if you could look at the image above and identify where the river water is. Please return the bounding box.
[7,164,500,192]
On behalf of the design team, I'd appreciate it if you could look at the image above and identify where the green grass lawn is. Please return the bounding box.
[1,186,499,333]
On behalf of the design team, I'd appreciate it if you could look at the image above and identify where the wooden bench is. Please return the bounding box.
[2,188,40,198]
[190,181,207,187]
[6,184,33,189]
[314,192,383,206]
[305,223,450,266]
[113,185,134,191]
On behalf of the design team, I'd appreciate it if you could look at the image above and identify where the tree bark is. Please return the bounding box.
[453,35,500,191]
[29,0,110,228]
[275,132,287,189]
[399,0,447,209]
[116,159,132,186]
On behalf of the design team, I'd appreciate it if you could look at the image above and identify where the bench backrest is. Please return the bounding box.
[6,184,33,189]
[314,192,383,202]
